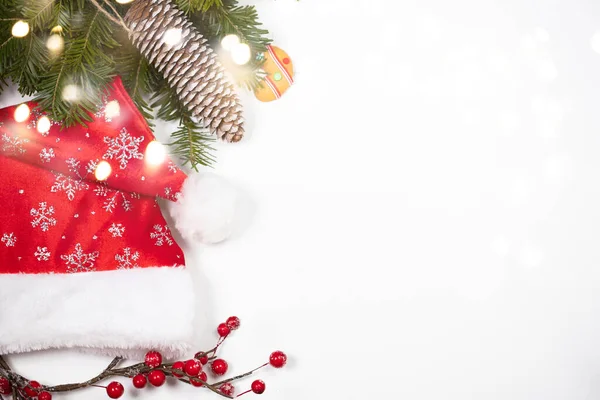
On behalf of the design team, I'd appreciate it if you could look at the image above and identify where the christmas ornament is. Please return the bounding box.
[0,77,237,358]
[254,46,295,102]
[124,0,245,142]
[0,318,287,399]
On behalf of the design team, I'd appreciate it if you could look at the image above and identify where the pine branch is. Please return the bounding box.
[169,118,216,170]
[116,49,154,125]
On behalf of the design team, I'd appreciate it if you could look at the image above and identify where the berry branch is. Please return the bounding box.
[0,317,287,400]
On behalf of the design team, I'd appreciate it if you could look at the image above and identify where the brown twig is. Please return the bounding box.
[88,0,130,32]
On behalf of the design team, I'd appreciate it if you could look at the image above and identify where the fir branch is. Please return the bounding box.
[169,118,216,170]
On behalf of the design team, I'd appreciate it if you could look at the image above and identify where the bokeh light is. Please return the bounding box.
[116,0,134,3]
[14,104,30,122]
[11,21,29,38]
[163,28,182,47]
[231,43,251,65]
[46,34,64,53]
[145,140,167,166]
[94,161,112,181]
[221,34,240,51]
[37,116,51,134]
[62,84,80,102]
[104,100,121,119]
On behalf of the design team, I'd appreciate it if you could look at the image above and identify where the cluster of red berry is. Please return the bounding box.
[0,316,287,399]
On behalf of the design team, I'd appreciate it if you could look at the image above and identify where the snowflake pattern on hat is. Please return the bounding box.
[0,77,187,274]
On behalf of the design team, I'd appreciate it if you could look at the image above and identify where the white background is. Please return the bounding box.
[4,0,600,399]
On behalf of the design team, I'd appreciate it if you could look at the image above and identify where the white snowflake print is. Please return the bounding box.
[103,128,144,170]
[51,173,89,201]
[30,202,57,232]
[1,233,16,247]
[108,223,125,237]
[1,132,29,155]
[164,187,172,197]
[115,247,140,269]
[94,185,140,213]
[39,148,55,163]
[167,161,178,173]
[61,243,100,273]
[86,159,100,174]
[34,246,51,261]
[150,224,174,246]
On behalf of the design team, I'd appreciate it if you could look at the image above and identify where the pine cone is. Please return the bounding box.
[124,0,244,142]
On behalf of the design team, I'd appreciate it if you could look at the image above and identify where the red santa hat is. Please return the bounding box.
[0,77,237,358]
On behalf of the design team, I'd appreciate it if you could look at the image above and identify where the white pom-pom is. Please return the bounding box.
[168,172,237,244]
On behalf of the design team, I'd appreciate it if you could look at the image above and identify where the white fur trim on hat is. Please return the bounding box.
[0,267,195,359]
[168,172,237,244]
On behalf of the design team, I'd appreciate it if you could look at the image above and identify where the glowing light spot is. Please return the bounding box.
[46,34,64,53]
[221,34,240,51]
[116,0,134,3]
[591,31,600,54]
[51,25,63,34]
[231,43,252,65]
[145,140,167,166]
[94,161,112,181]
[62,84,80,103]
[104,100,120,119]
[163,28,182,47]
[11,21,29,38]
[37,116,51,134]
[14,104,30,122]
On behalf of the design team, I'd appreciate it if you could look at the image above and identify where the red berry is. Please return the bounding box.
[148,370,166,387]
[190,378,203,387]
[39,391,52,400]
[191,371,206,387]
[269,351,287,368]
[132,374,147,389]
[24,380,41,397]
[184,359,202,376]
[251,380,266,394]
[219,383,235,396]
[144,351,162,368]
[0,377,11,395]
[106,382,124,399]
[171,361,185,378]
[199,356,209,365]
[211,359,228,376]
[217,323,230,337]
[226,316,240,330]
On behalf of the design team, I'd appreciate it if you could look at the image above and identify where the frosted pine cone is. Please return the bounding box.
[124,0,244,142]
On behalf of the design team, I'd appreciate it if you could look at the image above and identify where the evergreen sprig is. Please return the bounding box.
[0,0,272,168]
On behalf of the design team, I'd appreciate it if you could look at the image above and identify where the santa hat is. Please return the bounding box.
[0,77,236,358]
